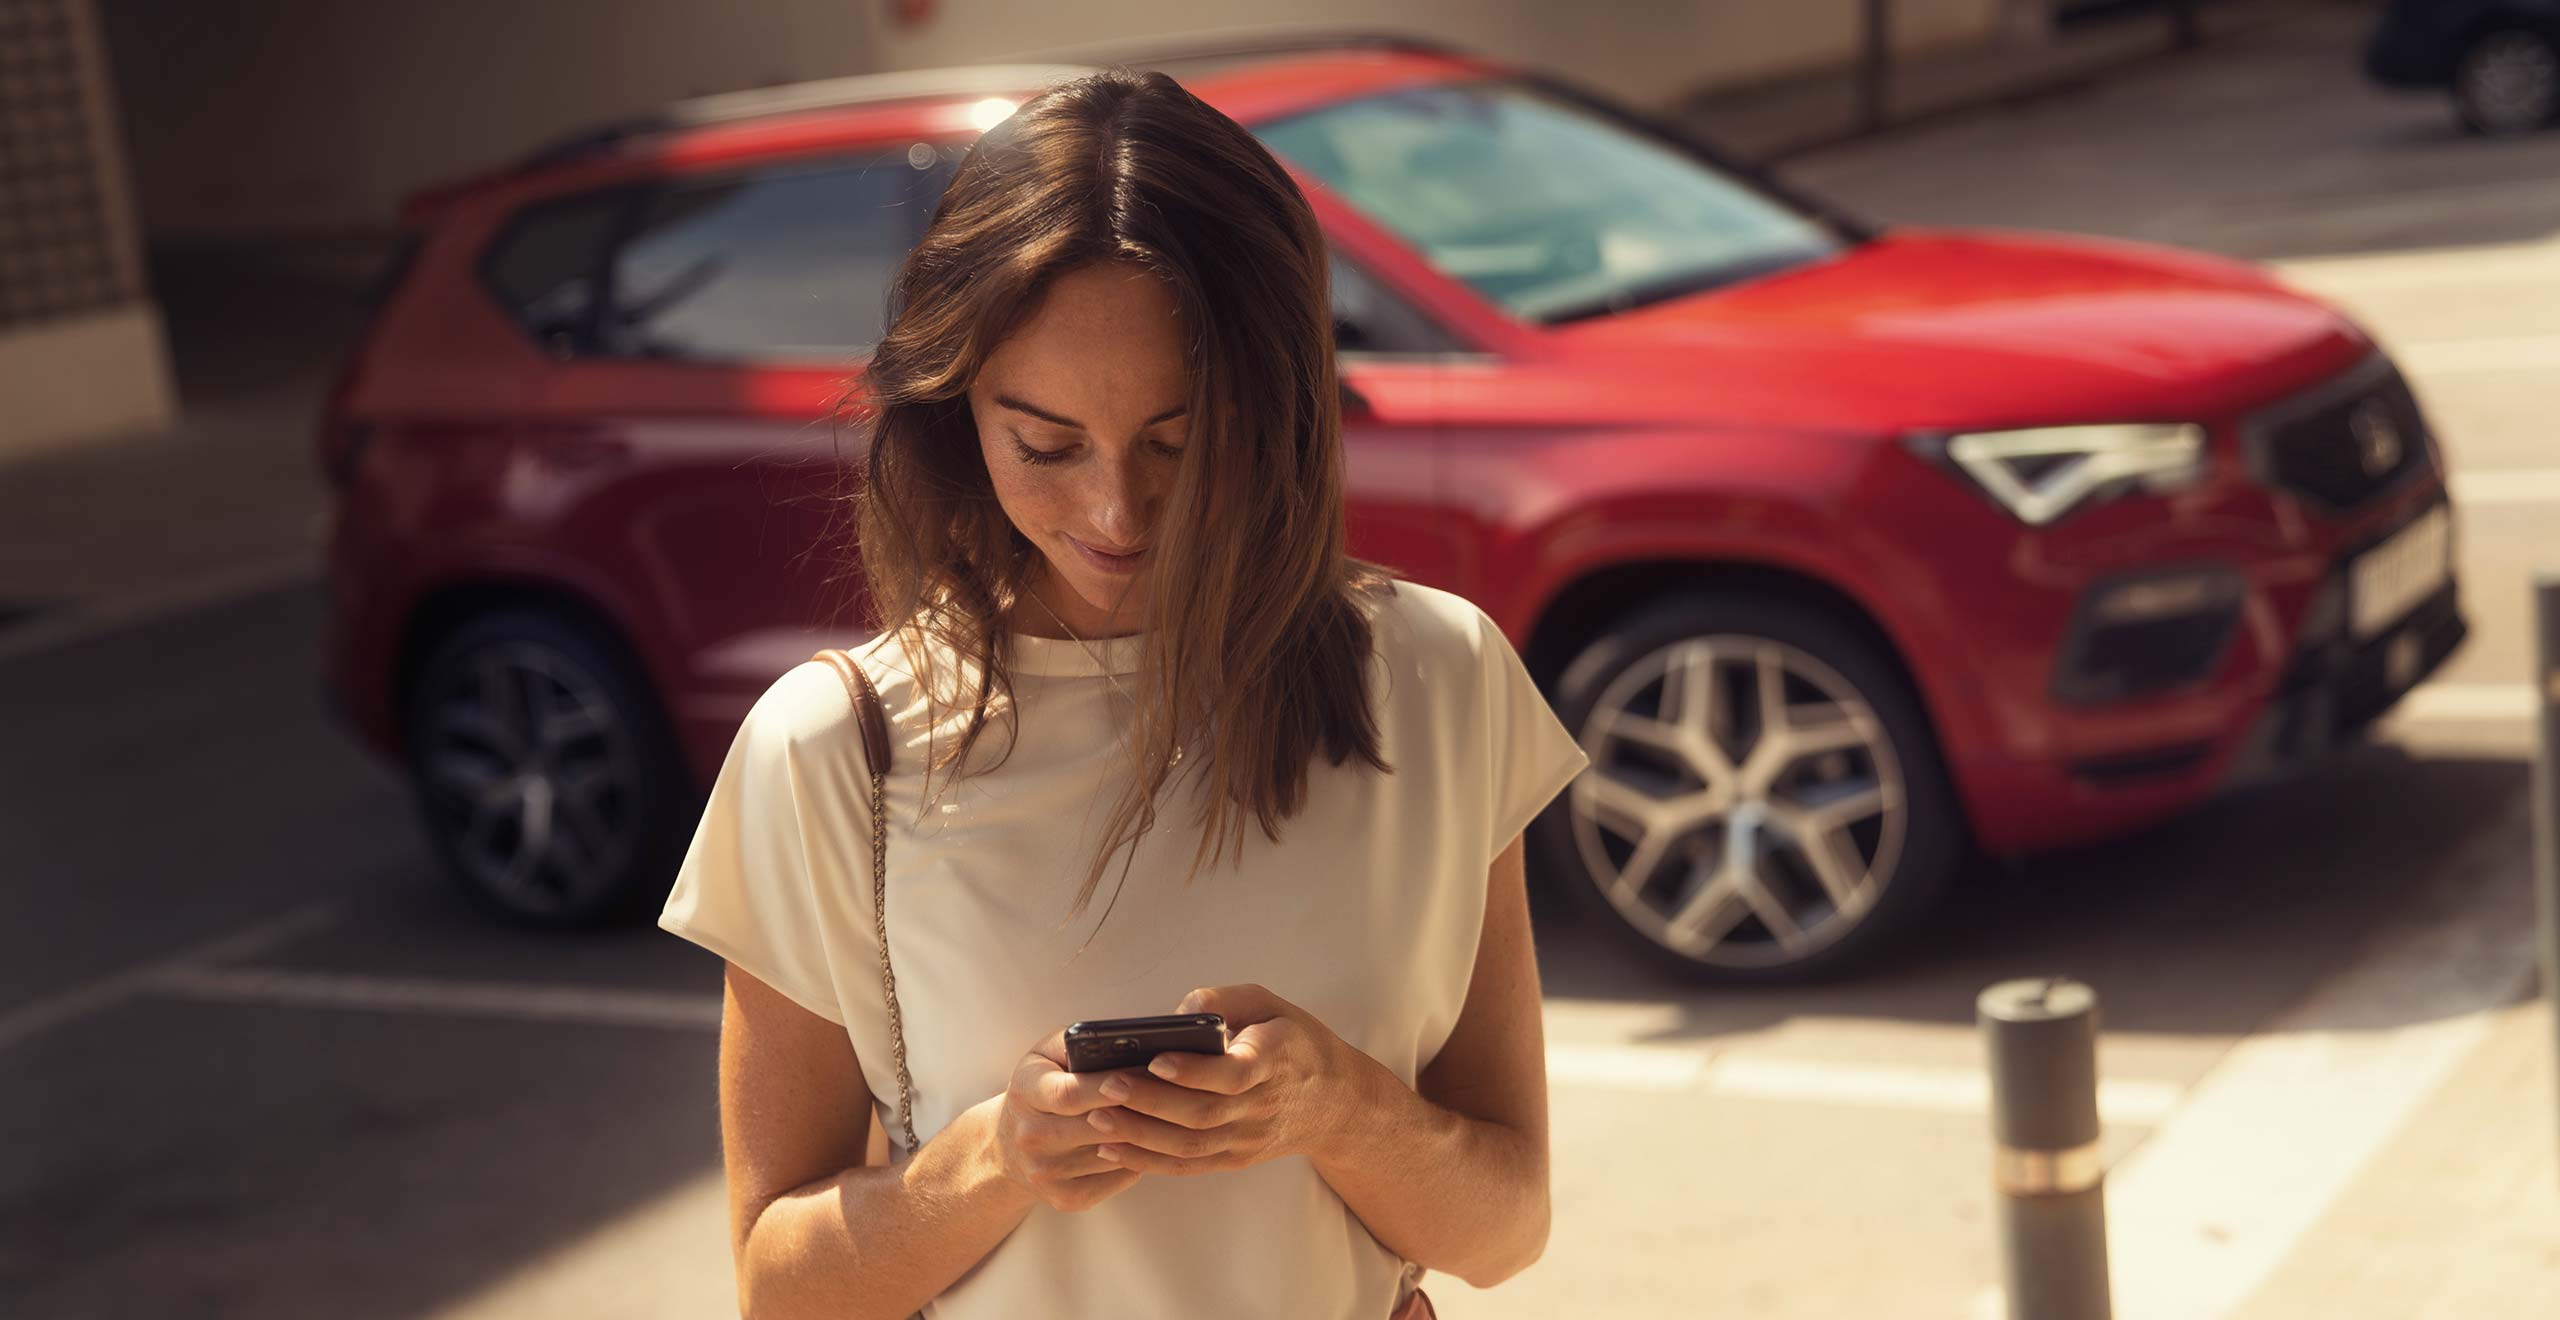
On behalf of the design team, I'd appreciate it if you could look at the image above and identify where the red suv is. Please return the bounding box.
[320,35,2465,982]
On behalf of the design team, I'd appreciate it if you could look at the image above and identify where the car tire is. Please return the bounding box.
[1528,590,1965,984]
[402,607,694,929]
[2453,26,2560,137]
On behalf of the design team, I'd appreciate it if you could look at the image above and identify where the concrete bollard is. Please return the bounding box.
[1979,977,2113,1320]
[2534,575,2560,1185]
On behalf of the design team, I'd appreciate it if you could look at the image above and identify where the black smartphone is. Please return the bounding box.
[1063,1012,1228,1074]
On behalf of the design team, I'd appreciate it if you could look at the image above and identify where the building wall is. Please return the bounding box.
[93,0,888,240]
[0,0,174,459]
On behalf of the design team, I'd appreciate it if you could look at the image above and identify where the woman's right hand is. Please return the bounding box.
[990,1027,1142,1212]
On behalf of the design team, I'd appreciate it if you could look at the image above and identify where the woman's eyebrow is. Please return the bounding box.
[993,392,1188,431]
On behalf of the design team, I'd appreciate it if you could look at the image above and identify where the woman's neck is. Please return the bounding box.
[1011,572,1143,641]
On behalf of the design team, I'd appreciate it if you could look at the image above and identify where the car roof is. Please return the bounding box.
[514,63,1099,167]
[393,32,1506,222]
[522,31,1496,167]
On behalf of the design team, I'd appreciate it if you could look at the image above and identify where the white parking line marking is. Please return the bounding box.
[0,552,317,664]
[1699,1055,2183,1125]
[146,966,724,1031]
[2393,682,2537,723]
[2400,334,2560,375]
[131,963,2204,1129]
[1542,1041,1710,1090]
[0,903,339,1052]
[2446,470,2560,505]
[1964,791,2538,1320]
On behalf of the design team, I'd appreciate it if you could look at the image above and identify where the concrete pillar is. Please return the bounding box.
[0,0,177,460]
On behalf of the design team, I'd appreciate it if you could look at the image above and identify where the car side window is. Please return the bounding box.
[1331,248,1463,356]
[480,191,630,357]
[600,152,932,363]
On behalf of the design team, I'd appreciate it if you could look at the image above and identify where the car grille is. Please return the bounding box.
[2250,361,2433,512]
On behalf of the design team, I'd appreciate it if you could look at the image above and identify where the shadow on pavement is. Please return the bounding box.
[1534,738,2533,1044]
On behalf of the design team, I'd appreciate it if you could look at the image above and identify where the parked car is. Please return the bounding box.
[2365,0,2560,136]
[321,34,2465,983]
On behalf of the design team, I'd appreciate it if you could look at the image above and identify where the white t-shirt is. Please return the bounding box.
[657,578,1589,1320]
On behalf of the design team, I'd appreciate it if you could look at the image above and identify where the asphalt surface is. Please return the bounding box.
[4,6,2555,1318]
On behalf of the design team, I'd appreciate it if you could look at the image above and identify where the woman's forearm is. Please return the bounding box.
[1309,1051,1551,1288]
[741,1094,1037,1320]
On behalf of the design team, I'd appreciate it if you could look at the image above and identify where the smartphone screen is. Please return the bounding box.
[1063,1013,1228,1073]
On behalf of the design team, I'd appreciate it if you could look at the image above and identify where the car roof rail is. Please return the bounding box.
[512,31,1483,169]
[1015,27,1481,71]
[516,62,1099,166]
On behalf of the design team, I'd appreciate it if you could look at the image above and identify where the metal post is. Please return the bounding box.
[1980,977,2114,1320]
[2533,574,2560,1184]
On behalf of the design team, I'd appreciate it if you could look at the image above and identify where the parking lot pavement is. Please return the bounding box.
[0,573,2532,1319]
[0,244,358,664]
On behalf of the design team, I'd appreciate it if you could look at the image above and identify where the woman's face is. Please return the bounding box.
[969,260,1193,639]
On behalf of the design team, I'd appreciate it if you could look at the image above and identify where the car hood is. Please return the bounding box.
[1544,226,2370,433]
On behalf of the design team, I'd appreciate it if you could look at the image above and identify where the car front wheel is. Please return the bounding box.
[1530,592,1965,983]
[2454,26,2560,137]
[402,608,692,928]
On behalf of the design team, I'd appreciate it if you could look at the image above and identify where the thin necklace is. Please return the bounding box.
[1022,586,1182,766]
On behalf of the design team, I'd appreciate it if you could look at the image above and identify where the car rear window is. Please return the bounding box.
[600,153,925,362]
[476,148,939,364]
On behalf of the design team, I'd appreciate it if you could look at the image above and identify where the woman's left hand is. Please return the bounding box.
[1084,982,1376,1176]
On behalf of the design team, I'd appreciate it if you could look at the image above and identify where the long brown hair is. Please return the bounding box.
[828,66,1397,926]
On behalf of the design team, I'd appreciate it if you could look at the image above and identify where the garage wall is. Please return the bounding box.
[93,0,889,239]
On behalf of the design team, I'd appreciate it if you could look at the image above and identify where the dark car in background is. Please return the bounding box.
[320,34,2464,983]
[2365,0,2560,135]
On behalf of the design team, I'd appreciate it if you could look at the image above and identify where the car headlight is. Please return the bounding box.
[1915,423,2208,526]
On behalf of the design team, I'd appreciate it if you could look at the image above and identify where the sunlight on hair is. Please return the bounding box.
[967,97,1017,132]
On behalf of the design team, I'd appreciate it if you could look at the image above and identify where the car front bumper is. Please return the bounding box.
[2219,578,2467,792]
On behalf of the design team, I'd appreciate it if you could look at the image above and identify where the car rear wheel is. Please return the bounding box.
[1530,592,1964,983]
[2454,27,2560,137]
[402,608,692,928]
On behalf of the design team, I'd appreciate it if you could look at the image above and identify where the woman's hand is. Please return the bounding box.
[990,1027,1145,1211]
[1082,983,1379,1177]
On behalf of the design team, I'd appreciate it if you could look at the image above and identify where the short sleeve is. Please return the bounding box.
[657,669,852,1026]
[1470,604,1592,850]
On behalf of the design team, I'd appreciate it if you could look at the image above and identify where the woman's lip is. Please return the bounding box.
[1067,535,1151,574]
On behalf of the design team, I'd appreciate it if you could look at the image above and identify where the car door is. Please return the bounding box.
[512,147,943,732]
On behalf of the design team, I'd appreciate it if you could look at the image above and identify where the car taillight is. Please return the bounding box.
[319,231,425,489]
[320,419,375,490]
[317,358,373,489]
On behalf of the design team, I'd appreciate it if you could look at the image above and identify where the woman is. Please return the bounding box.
[657,67,1589,1320]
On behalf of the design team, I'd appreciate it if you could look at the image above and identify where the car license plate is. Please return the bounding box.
[2349,505,2451,641]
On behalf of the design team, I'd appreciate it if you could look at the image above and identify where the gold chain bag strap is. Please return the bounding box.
[811,648,921,1156]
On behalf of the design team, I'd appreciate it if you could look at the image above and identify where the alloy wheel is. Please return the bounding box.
[415,639,645,919]
[1567,635,1906,969]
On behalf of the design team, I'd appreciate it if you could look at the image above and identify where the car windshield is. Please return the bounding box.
[1254,78,1844,325]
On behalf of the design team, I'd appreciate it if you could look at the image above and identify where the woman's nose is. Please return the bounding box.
[1089,451,1162,544]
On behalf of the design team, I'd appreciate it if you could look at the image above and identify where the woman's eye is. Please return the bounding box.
[1150,439,1187,460]
[1012,436,1072,466]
